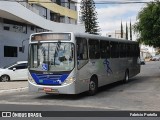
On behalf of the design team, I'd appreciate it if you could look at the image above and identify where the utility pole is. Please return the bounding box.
[126,22,128,40]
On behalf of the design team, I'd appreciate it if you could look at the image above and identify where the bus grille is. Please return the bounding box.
[31,73,69,85]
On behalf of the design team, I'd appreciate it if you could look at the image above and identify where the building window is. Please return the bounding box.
[31,26,35,31]
[35,27,48,33]
[19,47,23,52]
[68,0,71,9]
[56,0,61,5]
[3,26,10,31]
[3,19,27,34]
[4,46,17,57]
[50,12,60,22]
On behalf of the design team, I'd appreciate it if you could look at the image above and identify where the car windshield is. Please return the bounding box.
[29,42,74,72]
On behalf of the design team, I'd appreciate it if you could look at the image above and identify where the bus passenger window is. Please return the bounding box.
[127,44,130,57]
[110,42,119,58]
[89,39,100,59]
[100,41,110,58]
[76,37,88,69]
[119,43,126,58]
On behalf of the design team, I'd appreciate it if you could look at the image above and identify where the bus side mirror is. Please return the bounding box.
[13,68,16,71]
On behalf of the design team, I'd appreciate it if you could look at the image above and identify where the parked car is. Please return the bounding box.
[151,55,160,61]
[0,61,28,82]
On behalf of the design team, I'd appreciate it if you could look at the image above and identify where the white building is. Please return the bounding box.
[107,30,126,39]
[0,0,85,67]
[140,45,156,58]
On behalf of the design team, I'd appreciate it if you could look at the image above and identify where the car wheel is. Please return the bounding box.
[1,75,10,82]
[123,70,129,83]
[88,77,98,96]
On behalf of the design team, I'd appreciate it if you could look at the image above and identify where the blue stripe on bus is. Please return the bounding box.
[31,73,69,85]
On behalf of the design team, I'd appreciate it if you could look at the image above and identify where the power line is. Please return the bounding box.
[95,2,150,4]
[0,0,154,4]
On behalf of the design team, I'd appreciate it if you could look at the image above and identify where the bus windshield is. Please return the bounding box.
[29,42,74,72]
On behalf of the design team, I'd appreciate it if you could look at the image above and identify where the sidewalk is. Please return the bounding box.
[0,81,28,93]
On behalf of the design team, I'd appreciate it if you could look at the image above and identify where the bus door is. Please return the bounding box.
[76,37,89,92]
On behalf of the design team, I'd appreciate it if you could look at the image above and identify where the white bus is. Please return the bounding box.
[28,32,140,95]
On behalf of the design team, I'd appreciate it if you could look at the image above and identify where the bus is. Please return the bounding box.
[28,32,140,95]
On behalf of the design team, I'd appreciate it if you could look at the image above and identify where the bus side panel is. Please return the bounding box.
[97,59,115,87]
[75,57,140,94]
[129,57,140,78]
[75,62,91,94]
[115,58,128,81]
[106,58,127,83]
[75,58,116,93]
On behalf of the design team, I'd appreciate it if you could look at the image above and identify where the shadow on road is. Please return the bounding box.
[11,80,27,82]
[36,78,139,100]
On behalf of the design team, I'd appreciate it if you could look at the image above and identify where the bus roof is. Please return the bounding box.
[30,32,138,44]
[73,32,138,44]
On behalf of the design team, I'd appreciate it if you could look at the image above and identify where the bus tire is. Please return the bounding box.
[88,77,98,96]
[123,70,129,83]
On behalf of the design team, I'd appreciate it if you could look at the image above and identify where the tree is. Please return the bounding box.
[80,0,100,35]
[121,21,123,38]
[133,0,160,47]
[130,20,132,41]
[126,22,128,40]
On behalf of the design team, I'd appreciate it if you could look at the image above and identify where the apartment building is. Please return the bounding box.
[0,0,85,67]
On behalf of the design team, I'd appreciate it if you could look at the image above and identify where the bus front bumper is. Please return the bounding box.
[28,80,76,94]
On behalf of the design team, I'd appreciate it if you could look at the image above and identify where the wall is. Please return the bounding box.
[0,22,32,67]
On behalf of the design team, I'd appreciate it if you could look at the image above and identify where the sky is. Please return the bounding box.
[78,0,152,40]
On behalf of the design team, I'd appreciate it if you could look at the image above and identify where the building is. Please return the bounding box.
[140,45,156,58]
[107,30,126,39]
[0,0,85,67]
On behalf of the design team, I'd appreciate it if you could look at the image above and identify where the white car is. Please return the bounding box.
[151,55,160,61]
[0,61,28,82]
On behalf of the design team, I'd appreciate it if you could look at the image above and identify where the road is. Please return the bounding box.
[0,61,160,112]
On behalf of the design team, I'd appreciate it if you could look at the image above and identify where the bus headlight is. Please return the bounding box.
[28,72,36,84]
[62,77,75,85]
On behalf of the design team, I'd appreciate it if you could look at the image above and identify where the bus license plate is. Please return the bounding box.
[43,87,52,92]
[43,87,58,93]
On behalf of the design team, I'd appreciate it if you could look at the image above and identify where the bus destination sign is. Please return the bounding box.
[31,33,71,41]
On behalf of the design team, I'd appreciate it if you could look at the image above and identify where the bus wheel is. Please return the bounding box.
[88,77,98,96]
[1,75,10,82]
[123,70,129,83]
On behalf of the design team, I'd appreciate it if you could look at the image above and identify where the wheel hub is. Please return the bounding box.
[90,81,95,90]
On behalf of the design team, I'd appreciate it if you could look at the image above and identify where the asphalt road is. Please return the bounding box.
[0,61,160,112]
